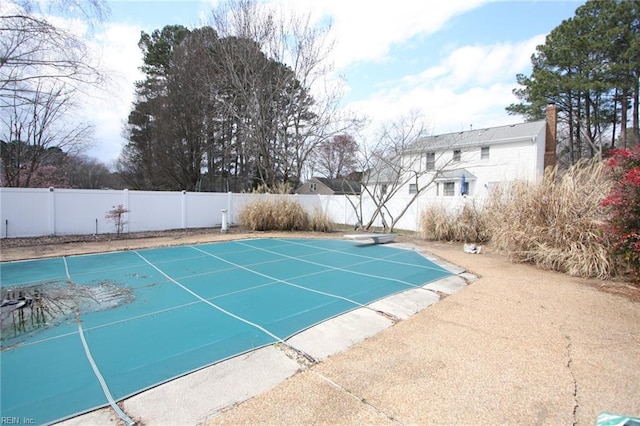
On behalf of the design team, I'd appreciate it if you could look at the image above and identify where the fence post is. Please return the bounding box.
[181,190,187,229]
[48,187,55,235]
[227,191,233,225]
[123,189,130,233]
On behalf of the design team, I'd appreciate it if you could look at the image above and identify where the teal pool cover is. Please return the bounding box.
[0,238,453,425]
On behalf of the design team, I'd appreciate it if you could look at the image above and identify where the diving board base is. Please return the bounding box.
[343,233,398,244]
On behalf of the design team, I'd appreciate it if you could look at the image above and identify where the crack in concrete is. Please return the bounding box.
[276,342,317,368]
[310,370,404,425]
[278,342,403,424]
[374,309,402,324]
[566,335,579,426]
[273,342,403,425]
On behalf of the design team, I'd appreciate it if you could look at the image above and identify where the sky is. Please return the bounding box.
[71,0,586,164]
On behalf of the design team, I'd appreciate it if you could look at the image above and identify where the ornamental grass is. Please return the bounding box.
[419,200,490,243]
[420,160,617,279]
[487,160,615,279]
[238,198,334,232]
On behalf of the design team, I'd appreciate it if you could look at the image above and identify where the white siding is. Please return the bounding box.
[392,136,542,200]
[533,125,547,179]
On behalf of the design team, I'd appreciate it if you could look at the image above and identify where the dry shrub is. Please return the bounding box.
[420,200,491,243]
[309,209,335,232]
[238,198,333,232]
[238,199,275,231]
[248,182,293,194]
[456,201,492,243]
[420,204,451,241]
[278,198,309,231]
[488,160,615,279]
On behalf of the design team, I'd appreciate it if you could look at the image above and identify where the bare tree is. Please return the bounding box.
[12,0,109,22]
[0,1,107,107]
[352,110,455,233]
[0,80,92,187]
[121,2,362,192]
[208,0,359,190]
[313,134,359,179]
[0,0,107,187]
[65,154,113,189]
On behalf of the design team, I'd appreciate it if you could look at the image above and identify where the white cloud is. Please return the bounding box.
[320,0,489,70]
[405,35,545,90]
[346,82,523,145]
[207,0,489,71]
[1,5,143,163]
[346,35,545,140]
[82,22,145,162]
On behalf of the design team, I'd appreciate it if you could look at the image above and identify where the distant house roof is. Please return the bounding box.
[407,120,546,153]
[315,177,362,194]
[434,168,477,182]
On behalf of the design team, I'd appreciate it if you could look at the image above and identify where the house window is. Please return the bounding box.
[481,146,490,160]
[453,150,461,162]
[425,152,435,170]
[310,183,317,191]
[409,183,417,194]
[443,182,455,196]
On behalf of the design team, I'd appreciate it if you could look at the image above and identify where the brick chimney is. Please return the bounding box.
[543,103,558,169]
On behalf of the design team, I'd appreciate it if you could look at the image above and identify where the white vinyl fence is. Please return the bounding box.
[317,193,479,232]
[0,187,476,238]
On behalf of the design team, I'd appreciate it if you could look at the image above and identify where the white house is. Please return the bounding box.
[341,105,558,231]
[383,104,558,200]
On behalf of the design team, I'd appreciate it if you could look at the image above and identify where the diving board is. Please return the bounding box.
[343,233,398,244]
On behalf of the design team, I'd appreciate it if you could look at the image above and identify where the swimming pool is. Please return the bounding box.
[0,238,454,425]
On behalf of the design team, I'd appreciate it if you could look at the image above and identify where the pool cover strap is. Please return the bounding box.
[77,320,135,426]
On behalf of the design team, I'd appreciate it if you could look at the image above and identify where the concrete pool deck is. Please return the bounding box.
[204,242,640,425]
[4,234,638,425]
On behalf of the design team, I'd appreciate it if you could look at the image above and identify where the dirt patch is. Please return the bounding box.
[0,227,236,250]
[0,227,246,261]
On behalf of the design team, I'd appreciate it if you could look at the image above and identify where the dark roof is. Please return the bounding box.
[315,177,361,194]
[407,120,546,153]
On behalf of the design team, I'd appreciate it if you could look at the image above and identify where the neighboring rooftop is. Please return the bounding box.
[314,177,362,195]
[407,120,546,153]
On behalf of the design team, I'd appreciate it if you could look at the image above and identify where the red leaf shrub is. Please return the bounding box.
[602,147,640,281]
